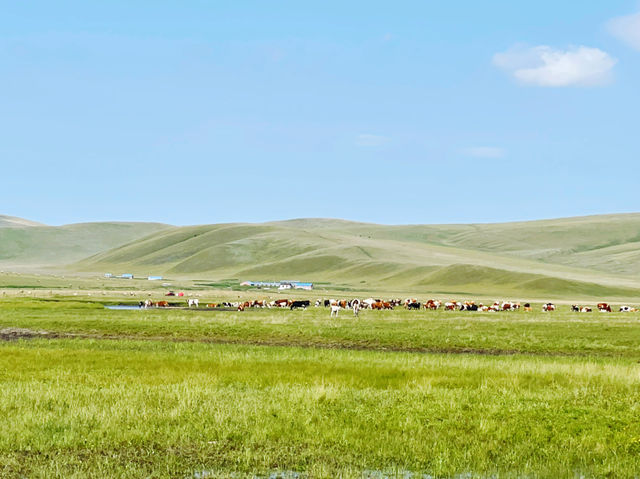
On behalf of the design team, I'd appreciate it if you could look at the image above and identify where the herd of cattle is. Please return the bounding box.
[138,298,639,314]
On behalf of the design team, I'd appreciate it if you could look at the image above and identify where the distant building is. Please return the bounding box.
[120,273,134,279]
[242,280,313,290]
[104,273,113,278]
[147,276,163,281]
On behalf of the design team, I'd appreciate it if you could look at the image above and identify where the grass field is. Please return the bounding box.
[2,296,640,478]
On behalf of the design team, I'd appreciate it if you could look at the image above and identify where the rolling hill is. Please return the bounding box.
[0,218,170,269]
[73,214,640,299]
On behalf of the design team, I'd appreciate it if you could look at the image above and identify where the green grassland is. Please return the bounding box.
[3,214,640,477]
[2,297,640,478]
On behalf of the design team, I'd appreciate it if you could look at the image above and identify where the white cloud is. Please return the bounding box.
[462,147,506,159]
[608,11,640,51]
[355,134,390,147]
[493,45,616,87]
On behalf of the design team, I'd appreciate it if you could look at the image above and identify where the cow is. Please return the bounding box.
[290,300,311,310]
[501,301,520,311]
[206,303,218,308]
[598,302,612,312]
[273,299,291,308]
[406,301,421,310]
[330,304,341,317]
[315,299,323,307]
[352,299,361,317]
[424,299,441,310]
[156,301,169,307]
[187,299,199,308]
[444,301,461,311]
[140,299,153,308]
[542,303,556,312]
[523,303,532,312]
[362,298,376,309]
[404,298,418,307]
[619,306,633,312]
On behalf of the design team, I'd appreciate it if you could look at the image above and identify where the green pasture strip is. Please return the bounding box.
[3,298,640,358]
[1,339,639,478]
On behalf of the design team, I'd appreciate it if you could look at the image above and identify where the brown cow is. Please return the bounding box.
[156,301,169,307]
[597,302,612,312]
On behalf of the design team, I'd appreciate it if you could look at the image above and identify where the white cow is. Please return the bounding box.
[352,299,361,317]
[187,299,199,308]
[330,305,341,318]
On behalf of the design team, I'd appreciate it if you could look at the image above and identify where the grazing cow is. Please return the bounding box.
[371,301,392,310]
[424,299,441,310]
[290,300,311,310]
[406,301,421,310]
[598,302,612,312]
[330,304,341,317]
[404,298,418,307]
[315,299,323,307]
[206,303,217,308]
[362,298,376,309]
[444,301,461,311]
[187,299,199,308]
[156,301,169,307]
[542,303,556,312]
[352,299,361,317]
[620,306,632,312]
[501,301,520,311]
[581,307,592,312]
[273,299,291,308]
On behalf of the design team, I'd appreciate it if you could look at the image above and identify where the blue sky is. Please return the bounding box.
[1,1,639,225]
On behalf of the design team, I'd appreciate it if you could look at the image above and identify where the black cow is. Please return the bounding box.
[290,300,311,310]
[406,302,421,310]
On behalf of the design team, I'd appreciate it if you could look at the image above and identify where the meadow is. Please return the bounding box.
[2,297,640,478]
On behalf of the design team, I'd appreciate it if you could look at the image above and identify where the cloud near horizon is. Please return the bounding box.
[462,146,506,159]
[607,11,640,51]
[493,45,616,87]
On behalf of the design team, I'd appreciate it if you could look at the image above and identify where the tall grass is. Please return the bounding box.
[1,339,640,478]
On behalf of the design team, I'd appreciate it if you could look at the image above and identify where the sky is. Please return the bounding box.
[1,1,639,226]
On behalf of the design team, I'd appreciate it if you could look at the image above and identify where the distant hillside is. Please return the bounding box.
[75,214,640,299]
[0,220,171,268]
[0,215,45,228]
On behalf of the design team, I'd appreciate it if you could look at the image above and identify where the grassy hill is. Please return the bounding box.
[0,215,44,228]
[0,219,170,269]
[74,214,640,299]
